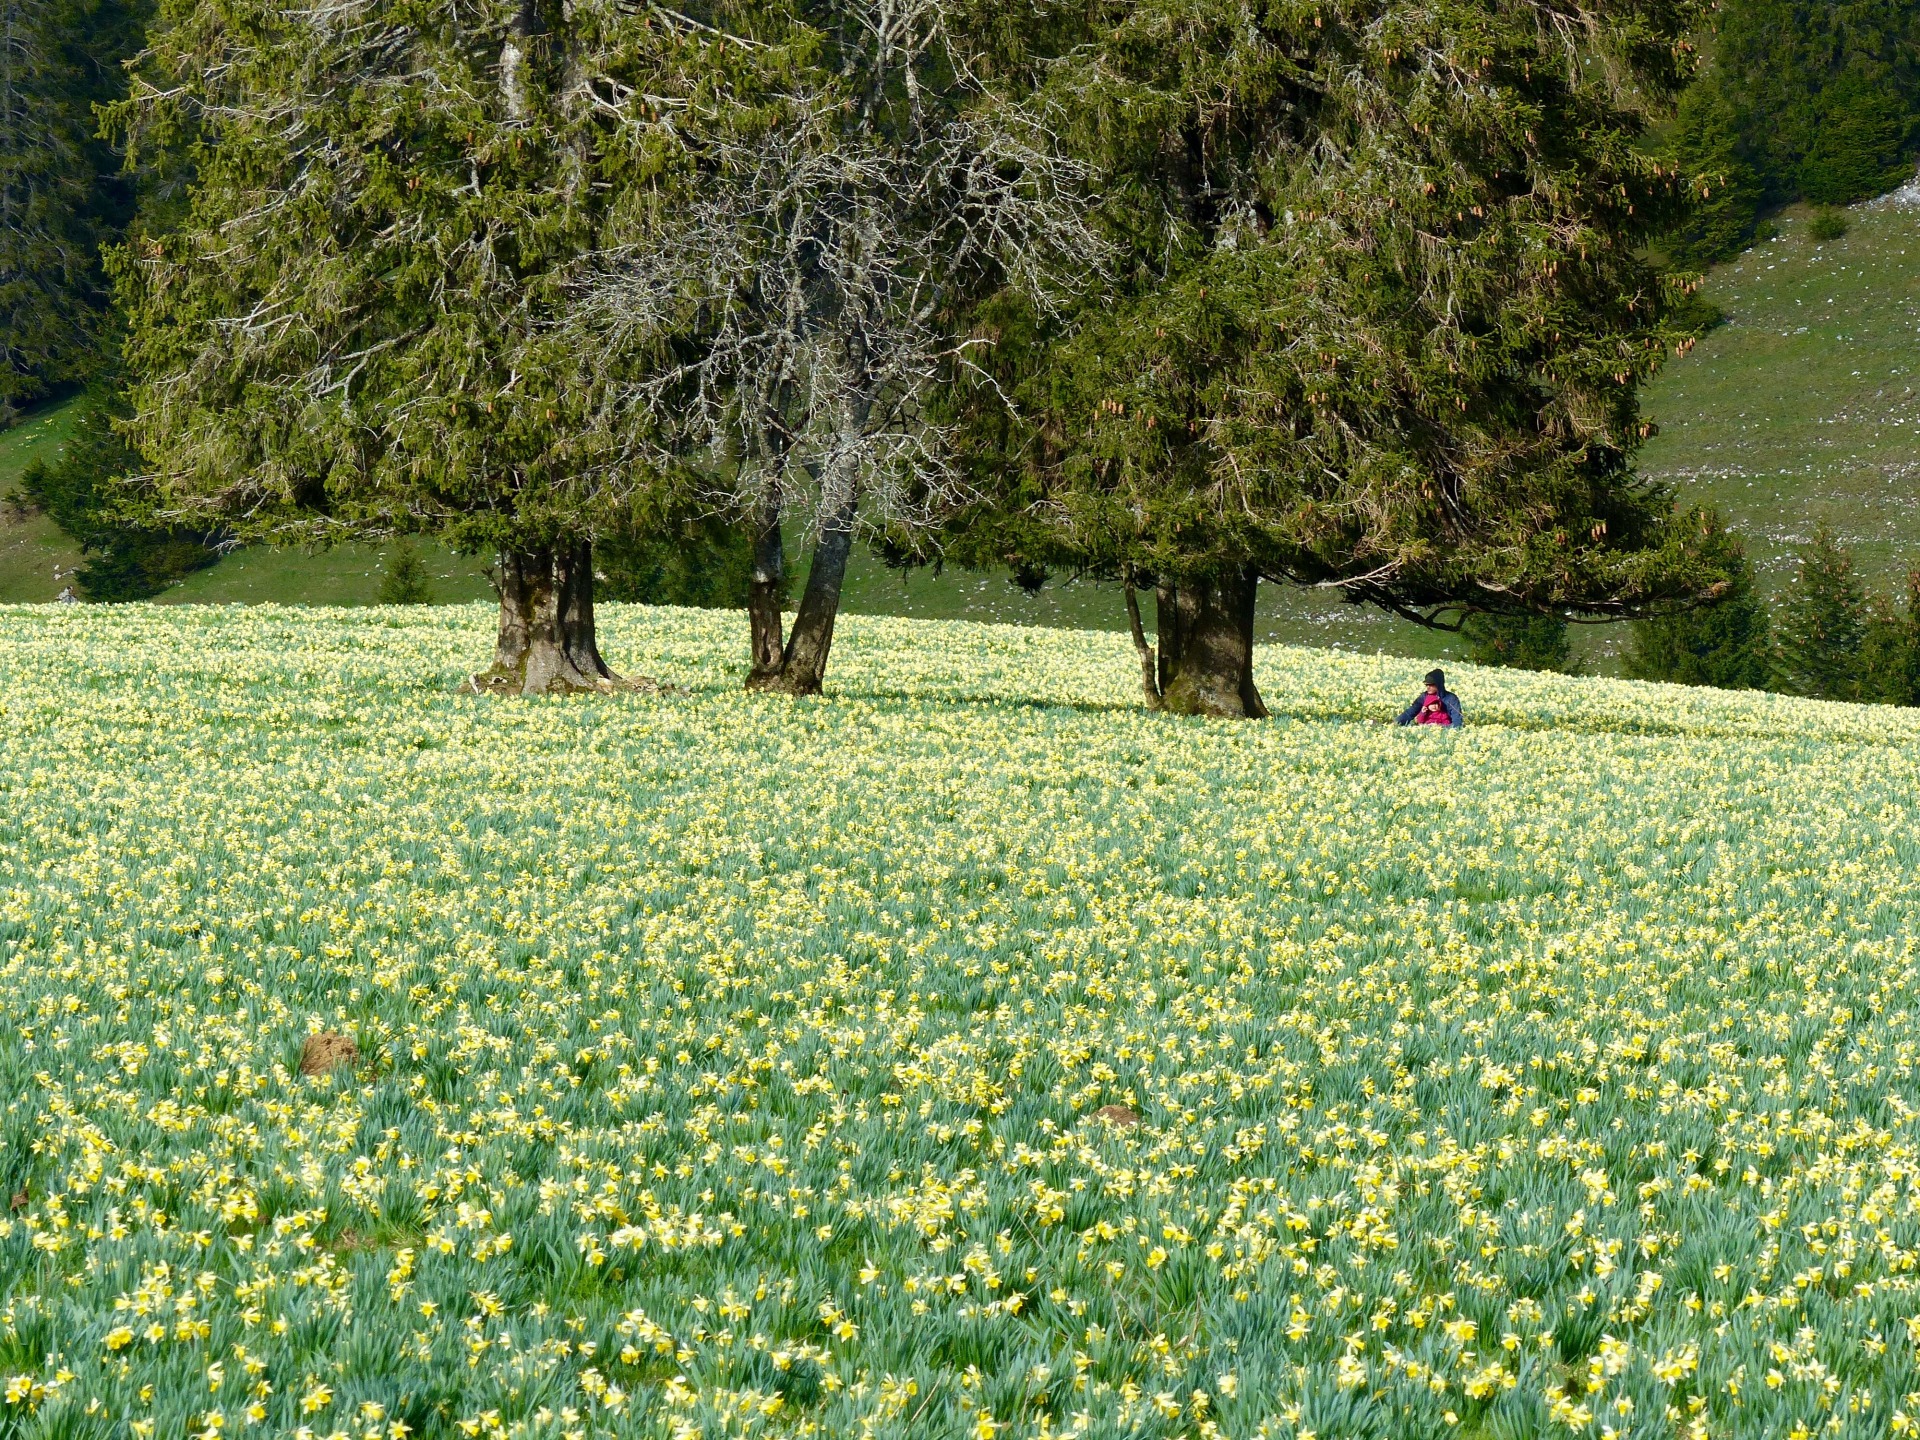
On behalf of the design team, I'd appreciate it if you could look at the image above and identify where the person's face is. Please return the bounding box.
[1425,684,1439,695]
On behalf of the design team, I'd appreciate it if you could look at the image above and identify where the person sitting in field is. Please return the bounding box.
[1397,668,1462,728]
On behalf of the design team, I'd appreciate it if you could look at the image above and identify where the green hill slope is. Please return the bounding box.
[0,603,1914,1435]
[1639,190,1920,587]
[0,401,86,601]
[0,397,500,605]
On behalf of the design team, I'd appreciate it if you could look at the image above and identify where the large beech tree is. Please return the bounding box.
[952,0,1731,716]
[112,0,725,692]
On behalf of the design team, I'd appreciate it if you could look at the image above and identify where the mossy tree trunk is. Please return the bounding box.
[1145,568,1267,718]
[471,543,627,695]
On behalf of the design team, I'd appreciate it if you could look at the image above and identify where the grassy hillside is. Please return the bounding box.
[1,604,1916,1437]
[0,397,494,606]
[0,400,86,601]
[1639,186,1920,587]
[162,540,494,606]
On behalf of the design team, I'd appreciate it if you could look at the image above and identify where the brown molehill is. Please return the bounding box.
[299,1032,359,1077]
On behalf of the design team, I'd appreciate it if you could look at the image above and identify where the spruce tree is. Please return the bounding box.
[18,379,223,598]
[1464,615,1580,675]
[0,0,98,417]
[1665,87,1767,267]
[1799,79,1912,207]
[1858,572,1920,707]
[1774,526,1867,701]
[376,541,433,606]
[950,0,1728,716]
[1659,0,1920,256]
[110,0,717,691]
[1625,526,1773,689]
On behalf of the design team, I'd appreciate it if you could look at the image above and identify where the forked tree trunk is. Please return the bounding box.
[747,495,857,697]
[470,543,631,695]
[1152,568,1267,718]
[746,498,787,686]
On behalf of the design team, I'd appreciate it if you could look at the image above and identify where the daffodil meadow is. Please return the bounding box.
[4,604,1920,1440]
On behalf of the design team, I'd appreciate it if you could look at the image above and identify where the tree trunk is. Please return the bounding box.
[1154,581,1179,700]
[749,494,856,696]
[1124,580,1163,709]
[1155,568,1267,718]
[746,496,787,686]
[470,543,632,695]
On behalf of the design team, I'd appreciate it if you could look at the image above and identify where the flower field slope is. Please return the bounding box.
[4,604,1920,1440]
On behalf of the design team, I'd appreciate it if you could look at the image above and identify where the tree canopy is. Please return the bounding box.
[0,0,144,419]
[1666,0,1920,263]
[950,0,1729,714]
[107,0,1092,691]
[110,0,738,687]
[569,0,1097,694]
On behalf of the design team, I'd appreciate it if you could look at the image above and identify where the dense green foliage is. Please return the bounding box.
[1798,77,1914,206]
[955,0,1726,638]
[1622,529,1920,706]
[1661,87,1770,266]
[1775,526,1870,701]
[0,0,146,418]
[17,385,220,599]
[1665,0,1920,263]
[1625,536,1773,690]
[1805,207,1850,243]
[598,517,760,610]
[1776,547,1920,709]
[108,0,700,557]
[1859,575,1920,708]
[1462,612,1579,675]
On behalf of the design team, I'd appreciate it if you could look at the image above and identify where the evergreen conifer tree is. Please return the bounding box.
[1665,88,1766,267]
[1799,79,1912,206]
[1625,526,1773,689]
[950,0,1729,716]
[0,0,111,417]
[376,541,433,606]
[109,0,727,691]
[1774,526,1868,701]
[1858,571,1920,707]
[1807,208,1850,243]
[1658,0,1920,259]
[1464,615,1580,675]
[18,378,223,598]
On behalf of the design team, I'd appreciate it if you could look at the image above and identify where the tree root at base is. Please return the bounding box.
[743,667,824,697]
[464,668,673,698]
